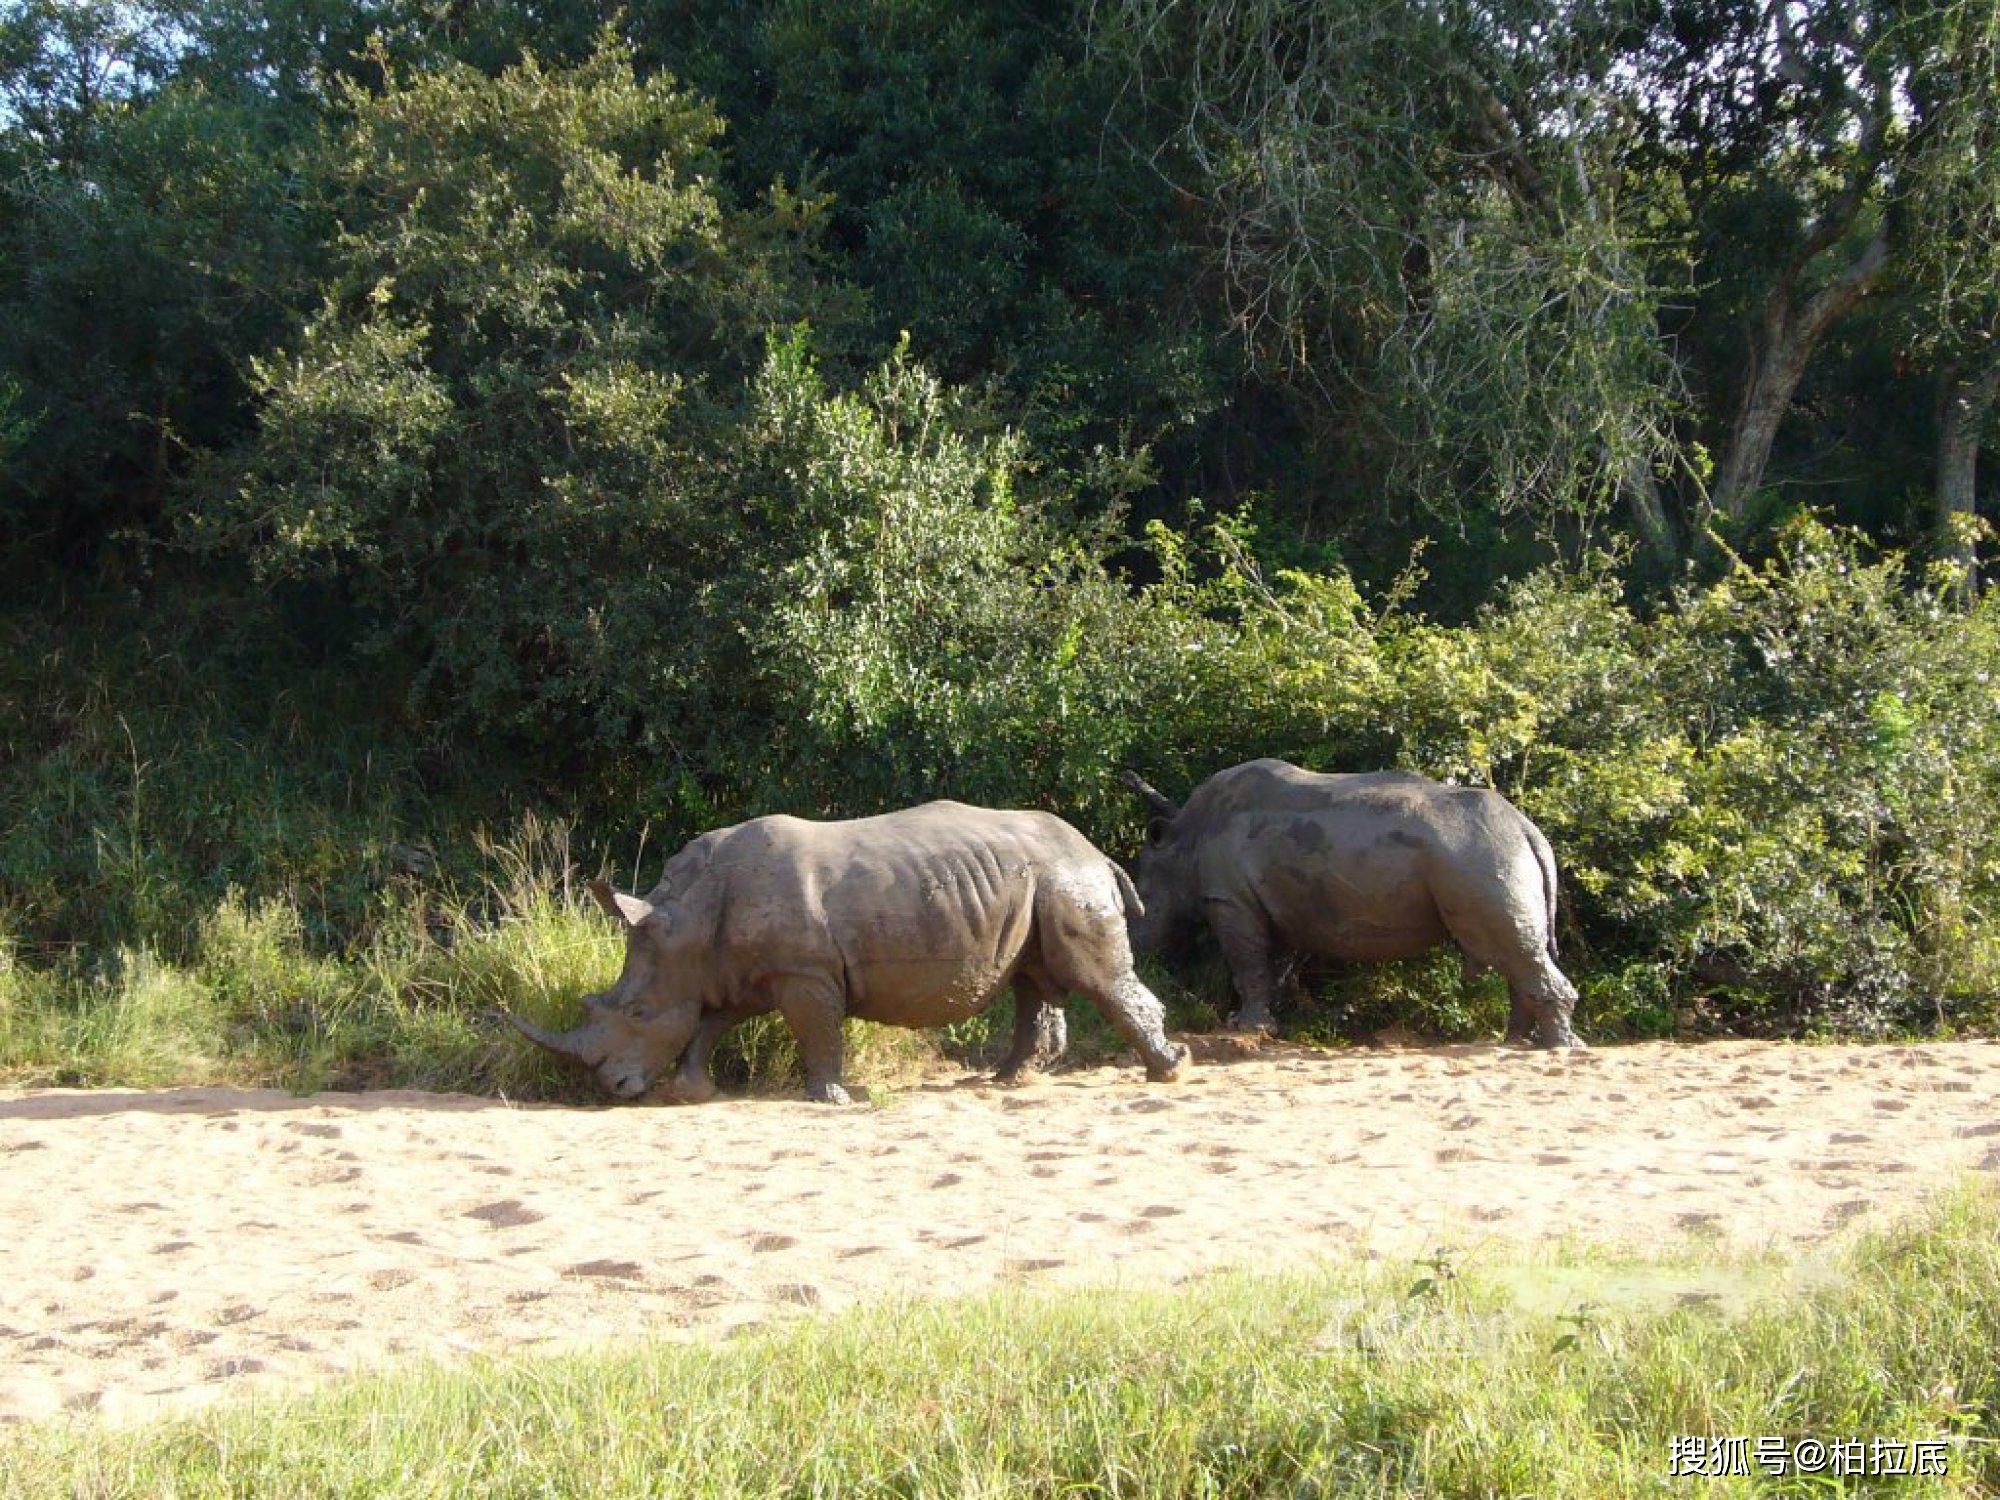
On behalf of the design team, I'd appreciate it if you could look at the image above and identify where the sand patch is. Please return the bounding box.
[1,1039,1996,1424]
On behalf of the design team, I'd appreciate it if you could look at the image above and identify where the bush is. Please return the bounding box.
[191,38,832,750]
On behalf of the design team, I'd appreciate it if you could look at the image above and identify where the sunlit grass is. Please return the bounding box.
[3,1188,1994,1497]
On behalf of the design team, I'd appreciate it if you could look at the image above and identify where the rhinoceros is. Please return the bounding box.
[512,801,1192,1102]
[1120,758,1582,1048]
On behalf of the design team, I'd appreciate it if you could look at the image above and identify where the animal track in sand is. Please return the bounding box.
[565,1260,644,1280]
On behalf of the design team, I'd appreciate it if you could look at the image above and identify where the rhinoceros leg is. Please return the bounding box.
[1206,898,1283,1033]
[1033,1002,1068,1068]
[666,1001,772,1103]
[995,972,1067,1084]
[1521,956,1584,1050]
[1033,882,1189,1083]
[774,979,852,1104]
[1474,945,1581,1050]
[1098,975,1191,1081]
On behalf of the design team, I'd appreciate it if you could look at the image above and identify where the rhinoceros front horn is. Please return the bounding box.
[1119,769,1180,821]
[510,1013,605,1066]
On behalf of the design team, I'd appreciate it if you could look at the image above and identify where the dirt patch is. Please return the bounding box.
[2,1039,1997,1424]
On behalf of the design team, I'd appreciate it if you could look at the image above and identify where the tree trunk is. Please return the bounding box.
[1936,358,2000,595]
[1619,444,1676,561]
[1712,229,1890,523]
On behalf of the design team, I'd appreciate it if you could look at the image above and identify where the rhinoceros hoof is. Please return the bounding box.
[804,1082,853,1105]
[1225,1012,1279,1036]
[665,1073,718,1105]
[1146,1044,1193,1083]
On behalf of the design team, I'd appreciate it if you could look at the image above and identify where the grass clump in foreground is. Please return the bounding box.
[6,1191,1996,1498]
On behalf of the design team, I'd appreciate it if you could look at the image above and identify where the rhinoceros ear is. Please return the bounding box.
[1119,769,1180,822]
[588,879,656,929]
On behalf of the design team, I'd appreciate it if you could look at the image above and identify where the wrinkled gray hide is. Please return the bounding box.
[1122,758,1582,1048]
[513,802,1189,1103]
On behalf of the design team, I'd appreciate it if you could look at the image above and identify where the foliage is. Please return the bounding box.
[191,38,831,749]
[1094,0,1687,531]
[641,0,1234,501]
[5,1188,1998,1494]
[0,75,323,549]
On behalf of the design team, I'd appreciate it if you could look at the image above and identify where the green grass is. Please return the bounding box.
[3,1189,1995,1496]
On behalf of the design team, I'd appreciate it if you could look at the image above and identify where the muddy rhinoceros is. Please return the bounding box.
[512,801,1192,1102]
[1120,758,1582,1048]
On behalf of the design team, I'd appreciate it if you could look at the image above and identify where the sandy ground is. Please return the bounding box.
[3,1038,1998,1425]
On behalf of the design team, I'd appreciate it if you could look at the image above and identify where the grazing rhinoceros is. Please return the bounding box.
[1120,758,1582,1049]
[512,801,1191,1102]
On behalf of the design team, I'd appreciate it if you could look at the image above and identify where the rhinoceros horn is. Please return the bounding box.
[510,1011,609,1066]
[1118,769,1180,821]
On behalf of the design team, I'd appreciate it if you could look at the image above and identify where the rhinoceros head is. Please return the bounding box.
[510,879,703,1100]
[1118,770,1200,956]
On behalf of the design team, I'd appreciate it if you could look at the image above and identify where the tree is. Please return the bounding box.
[1647,0,2000,527]
[0,0,174,167]
[1093,0,1688,551]
[1902,0,2000,585]
[193,39,828,745]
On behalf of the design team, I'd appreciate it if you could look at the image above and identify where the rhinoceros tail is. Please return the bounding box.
[1109,861,1145,921]
[1524,818,1560,961]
